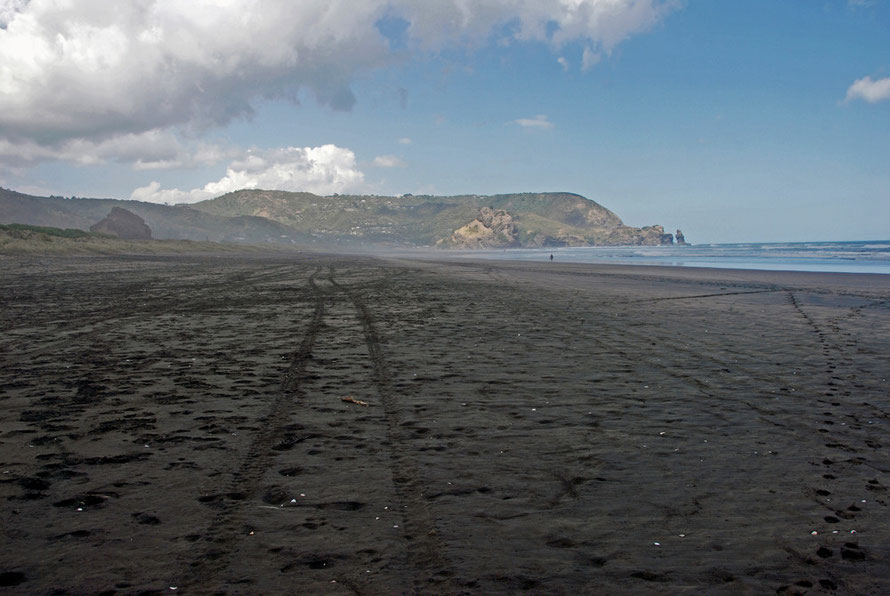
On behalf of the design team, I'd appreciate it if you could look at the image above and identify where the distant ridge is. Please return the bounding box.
[0,187,308,245]
[195,189,679,247]
[0,223,274,255]
[0,187,683,248]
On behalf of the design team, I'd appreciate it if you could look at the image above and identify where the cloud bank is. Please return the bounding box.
[0,1,676,149]
[131,144,364,204]
[0,130,232,171]
[0,1,677,200]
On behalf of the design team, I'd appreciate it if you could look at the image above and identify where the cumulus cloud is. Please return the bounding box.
[130,144,364,204]
[0,0,389,147]
[0,0,676,163]
[845,76,890,104]
[397,137,412,144]
[0,0,27,29]
[371,154,406,167]
[557,56,569,71]
[513,114,554,130]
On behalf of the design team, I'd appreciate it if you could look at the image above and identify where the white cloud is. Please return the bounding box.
[372,154,406,167]
[0,1,389,148]
[845,76,890,104]
[0,1,676,166]
[397,137,412,144]
[396,0,676,52]
[557,56,569,71]
[582,46,602,70]
[0,0,27,29]
[131,144,365,204]
[129,181,203,205]
[513,114,554,130]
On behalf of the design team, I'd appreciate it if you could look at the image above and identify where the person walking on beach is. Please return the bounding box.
[550,254,553,262]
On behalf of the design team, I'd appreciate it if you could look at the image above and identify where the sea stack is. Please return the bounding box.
[676,229,688,245]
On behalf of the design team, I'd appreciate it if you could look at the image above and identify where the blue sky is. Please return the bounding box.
[1,0,888,243]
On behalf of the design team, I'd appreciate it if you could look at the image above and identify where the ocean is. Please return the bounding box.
[444,241,890,275]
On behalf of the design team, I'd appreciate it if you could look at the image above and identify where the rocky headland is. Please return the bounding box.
[1,187,687,249]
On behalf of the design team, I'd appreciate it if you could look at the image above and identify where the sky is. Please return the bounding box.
[0,0,888,243]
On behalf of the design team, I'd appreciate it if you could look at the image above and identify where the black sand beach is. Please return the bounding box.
[1,254,889,594]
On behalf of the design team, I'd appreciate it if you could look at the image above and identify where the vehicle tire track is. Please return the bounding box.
[3,263,306,365]
[328,267,458,594]
[181,266,326,591]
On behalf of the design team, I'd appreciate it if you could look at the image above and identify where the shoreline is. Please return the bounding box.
[1,253,888,593]
[368,242,890,276]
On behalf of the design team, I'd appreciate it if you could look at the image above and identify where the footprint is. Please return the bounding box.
[132,512,161,525]
[866,479,886,492]
[53,492,117,509]
[841,543,866,561]
[262,486,290,505]
[316,501,366,511]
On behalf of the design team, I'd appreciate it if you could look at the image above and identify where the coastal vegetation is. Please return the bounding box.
[1,187,683,249]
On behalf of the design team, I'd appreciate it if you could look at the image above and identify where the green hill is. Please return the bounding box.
[1,187,681,249]
[193,189,676,247]
[0,223,276,255]
[0,188,310,245]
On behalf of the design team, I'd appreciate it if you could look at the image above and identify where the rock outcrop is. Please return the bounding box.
[522,232,588,248]
[90,207,152,240]
[676,229,688,245]
[449,207,519,248]
[447,207,678,248]
[600,224,673,246]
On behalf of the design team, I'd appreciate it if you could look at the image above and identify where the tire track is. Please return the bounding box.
[3,263,305,365]
[328,267,458,594]
[181,266,326,591]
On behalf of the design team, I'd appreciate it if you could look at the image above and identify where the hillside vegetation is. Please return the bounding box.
[1,187,682,248]
[194,190,675,247]
[0,223,274,255]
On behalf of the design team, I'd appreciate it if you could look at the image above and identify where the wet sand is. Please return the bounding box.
[1,253,889,594]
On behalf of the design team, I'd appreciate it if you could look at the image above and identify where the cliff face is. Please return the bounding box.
[444,207,677,249]
[90,207,152,240]
[448,207,519,248]
[601,224,674,246]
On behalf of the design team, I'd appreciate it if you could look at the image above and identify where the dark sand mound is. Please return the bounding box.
[1,254,888,593]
